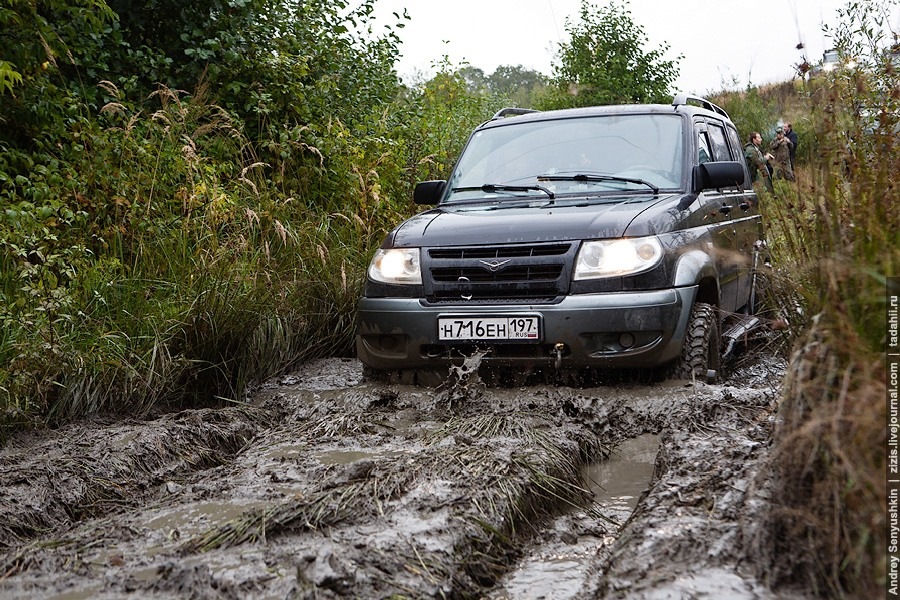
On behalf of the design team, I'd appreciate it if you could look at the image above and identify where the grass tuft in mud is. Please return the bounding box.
[179,477,402,553]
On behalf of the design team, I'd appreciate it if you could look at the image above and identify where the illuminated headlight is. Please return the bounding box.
[368,248,422,284]
[574,236,663,280]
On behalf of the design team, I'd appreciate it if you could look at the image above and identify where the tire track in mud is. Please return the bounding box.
[0,356,799,599]
[0,406,273,551]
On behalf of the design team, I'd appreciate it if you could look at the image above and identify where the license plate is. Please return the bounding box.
[437,316,541,341]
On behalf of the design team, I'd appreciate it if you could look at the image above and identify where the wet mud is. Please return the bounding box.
[0,353,808,599]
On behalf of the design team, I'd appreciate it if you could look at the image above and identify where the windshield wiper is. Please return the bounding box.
[450,183,555,199]
[537,173,659,195]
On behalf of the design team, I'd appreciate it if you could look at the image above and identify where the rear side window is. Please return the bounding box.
[724,124,752,187]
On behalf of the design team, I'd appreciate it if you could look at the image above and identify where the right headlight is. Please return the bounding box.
[368,248,422,284]
[574,236,663,280]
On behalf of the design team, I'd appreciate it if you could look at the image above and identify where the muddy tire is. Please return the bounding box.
[675,302,720,383]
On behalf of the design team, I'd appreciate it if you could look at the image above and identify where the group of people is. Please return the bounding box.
[743,122,798,194]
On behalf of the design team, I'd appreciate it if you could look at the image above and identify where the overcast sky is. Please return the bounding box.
[369,0,892,95]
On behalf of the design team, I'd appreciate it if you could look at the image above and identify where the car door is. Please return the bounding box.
[694,121,742,312]
[718,122,762,311]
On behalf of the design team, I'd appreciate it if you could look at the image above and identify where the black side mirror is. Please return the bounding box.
[413,180,446,205]
[692,161,745,193]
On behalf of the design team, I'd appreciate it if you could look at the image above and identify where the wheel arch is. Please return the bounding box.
[673,249,720,307]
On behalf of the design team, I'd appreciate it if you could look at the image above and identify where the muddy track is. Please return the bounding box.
[0,355,807,599]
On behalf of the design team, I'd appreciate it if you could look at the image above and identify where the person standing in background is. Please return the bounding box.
[770,126,795,181]
[744,131,775,194]
[784,122,798,170]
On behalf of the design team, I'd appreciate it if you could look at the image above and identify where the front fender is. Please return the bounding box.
[673,249,718,287]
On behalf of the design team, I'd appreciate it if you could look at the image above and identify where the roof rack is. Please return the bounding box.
[491,107,539,120]
[672,93,729,119]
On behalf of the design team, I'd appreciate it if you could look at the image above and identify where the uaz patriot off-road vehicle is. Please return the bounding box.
[356,94,766,384]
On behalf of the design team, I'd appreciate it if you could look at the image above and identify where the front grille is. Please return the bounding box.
[431,265,563,282]
[424,242,574,303]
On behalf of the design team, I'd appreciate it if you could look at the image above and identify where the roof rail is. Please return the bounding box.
[491,107,539,120]
[672,93,729,119]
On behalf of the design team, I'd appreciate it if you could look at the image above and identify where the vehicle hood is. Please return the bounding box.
[389,195,680,247]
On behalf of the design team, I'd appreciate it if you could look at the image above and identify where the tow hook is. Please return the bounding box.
[552,343,566,370]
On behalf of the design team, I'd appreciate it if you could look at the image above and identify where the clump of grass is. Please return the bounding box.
[767,321,886,597]
[179,479,392,553]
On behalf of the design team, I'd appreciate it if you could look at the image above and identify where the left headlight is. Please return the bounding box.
[574,236,663,280]
[368,248,422,284]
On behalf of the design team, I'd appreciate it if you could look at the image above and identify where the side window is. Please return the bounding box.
[707,123,732,161]
[725,125,743,156]
[725,124,752,187]
[696,129,712,164]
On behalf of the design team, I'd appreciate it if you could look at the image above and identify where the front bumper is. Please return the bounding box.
[356,286,698,370]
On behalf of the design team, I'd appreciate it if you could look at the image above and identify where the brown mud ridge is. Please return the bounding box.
[0,355,809,599]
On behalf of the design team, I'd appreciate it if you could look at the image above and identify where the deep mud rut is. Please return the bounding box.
[0,354,808,600]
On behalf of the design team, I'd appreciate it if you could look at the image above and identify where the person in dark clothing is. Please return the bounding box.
[770,126,795,181]
[744,131,774,194]
[784,122,798,169]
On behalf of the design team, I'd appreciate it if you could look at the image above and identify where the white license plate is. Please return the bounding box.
[437,316,540,341]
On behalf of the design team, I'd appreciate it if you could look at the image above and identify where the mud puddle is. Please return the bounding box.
[0,355,809,599]
[584,433,660,511]
[491,435,660,600]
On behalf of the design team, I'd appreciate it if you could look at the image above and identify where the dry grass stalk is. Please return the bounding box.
[767,320,886,597]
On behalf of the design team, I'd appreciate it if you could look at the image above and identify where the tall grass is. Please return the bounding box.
[757,3,899,594]
[0,84,403,435]
[0,64,502,440]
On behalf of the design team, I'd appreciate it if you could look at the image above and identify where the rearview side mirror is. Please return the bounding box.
[413,180,446,205]
[692,161,745,193]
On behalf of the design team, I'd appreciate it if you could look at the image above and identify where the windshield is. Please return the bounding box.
[445,114,684,202]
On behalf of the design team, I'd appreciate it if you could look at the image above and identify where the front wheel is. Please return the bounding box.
[675,302,720,383]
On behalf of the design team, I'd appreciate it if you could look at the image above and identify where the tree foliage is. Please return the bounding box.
[541,0,680,109]
[0,0,114,91]
[398,61,502,185]
[455,64,547,107]
[487,65,546,98]
[0,0,115,152]
[106,0,404,134]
